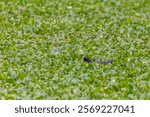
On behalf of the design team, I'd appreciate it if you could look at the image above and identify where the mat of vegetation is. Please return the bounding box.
[0,0,150,99]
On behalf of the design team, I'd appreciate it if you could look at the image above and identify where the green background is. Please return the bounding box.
[0,0,150,99]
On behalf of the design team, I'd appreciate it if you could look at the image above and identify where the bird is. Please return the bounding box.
[83,56,113,65]
[84,56,92,63]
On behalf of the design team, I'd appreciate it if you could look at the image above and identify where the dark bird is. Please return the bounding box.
[83,56,113,65]
[84,56,92,63]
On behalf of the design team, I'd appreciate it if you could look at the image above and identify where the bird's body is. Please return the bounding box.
[97,60,113,64]
[83,57,113,65]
